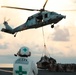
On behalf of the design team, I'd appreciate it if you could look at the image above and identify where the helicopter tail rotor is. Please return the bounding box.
[1,17,14,34]
[3,17,10,25]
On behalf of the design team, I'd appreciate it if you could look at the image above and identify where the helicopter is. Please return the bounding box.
[1,0,66,37]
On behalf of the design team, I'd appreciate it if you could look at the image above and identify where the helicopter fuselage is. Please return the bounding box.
[25,11,66,29]
[1,11,66,36]
[1,0,66,36]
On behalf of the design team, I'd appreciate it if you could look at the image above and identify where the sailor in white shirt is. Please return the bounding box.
[13,46,38,75]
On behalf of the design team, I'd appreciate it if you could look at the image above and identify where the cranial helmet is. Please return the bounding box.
[17,46,31,57]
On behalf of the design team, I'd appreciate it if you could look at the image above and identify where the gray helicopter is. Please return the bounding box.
[1,0,66,37]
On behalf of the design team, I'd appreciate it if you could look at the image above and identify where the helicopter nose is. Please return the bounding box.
[59,15,66,19]
[63,15,66,19]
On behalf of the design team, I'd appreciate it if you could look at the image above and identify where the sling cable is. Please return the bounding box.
[42,27,48,56]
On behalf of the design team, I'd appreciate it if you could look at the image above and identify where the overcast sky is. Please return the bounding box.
[0,0,76,64]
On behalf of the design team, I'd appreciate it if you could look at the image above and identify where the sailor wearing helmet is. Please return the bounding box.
[13,46,38,75]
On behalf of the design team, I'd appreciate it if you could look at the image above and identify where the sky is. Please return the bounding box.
[0,0,76,64]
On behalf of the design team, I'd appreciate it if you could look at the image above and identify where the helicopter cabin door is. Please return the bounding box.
[36,14,43,23]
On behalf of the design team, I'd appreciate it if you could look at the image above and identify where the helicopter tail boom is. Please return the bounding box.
[1,21,28,36]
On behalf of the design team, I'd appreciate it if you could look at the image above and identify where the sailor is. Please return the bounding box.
[13,46,38,75]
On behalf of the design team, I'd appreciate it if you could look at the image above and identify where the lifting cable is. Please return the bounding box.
[42,27,47,56]
[42,27,50,57]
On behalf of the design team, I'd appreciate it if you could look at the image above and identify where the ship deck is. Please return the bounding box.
[0,68,76,75]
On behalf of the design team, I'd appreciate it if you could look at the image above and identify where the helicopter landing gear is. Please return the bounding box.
[14,32,17,37]
[51,24,54,28]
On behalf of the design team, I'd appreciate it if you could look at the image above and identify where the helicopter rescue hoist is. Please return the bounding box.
[1,0,66,37]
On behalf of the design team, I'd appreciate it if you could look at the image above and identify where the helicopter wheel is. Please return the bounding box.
[51,24,54,28]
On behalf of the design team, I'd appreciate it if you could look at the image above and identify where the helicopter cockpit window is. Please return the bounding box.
[44,13,48,18]
[50,12,53,14]
[50,12,58,15]
[27,17,31,21]
[28,16,33,20]
[36,15,43,23]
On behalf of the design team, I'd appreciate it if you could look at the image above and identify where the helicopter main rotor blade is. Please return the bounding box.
[1,6,40,11]
[43,0,48,9]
